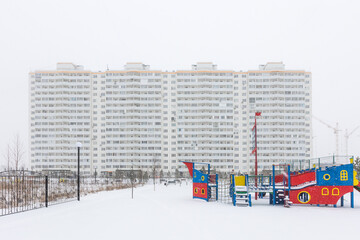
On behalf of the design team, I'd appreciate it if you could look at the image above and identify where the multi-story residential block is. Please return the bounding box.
[29,63,92,173]
[175,63,239,172]
[239,62,312,173]
[29,62,312,176]
[103,63,163,173]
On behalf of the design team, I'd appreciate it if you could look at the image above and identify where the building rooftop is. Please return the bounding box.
[56,62,84,71]
[124,62,150,71]
[192,62,217,71]
[259,62,285,71]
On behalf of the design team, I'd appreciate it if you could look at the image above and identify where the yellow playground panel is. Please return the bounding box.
[235,176,245,186]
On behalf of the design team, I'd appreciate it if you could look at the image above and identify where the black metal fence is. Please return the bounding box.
[1,173,45,216]
[46,176,78,207]
[0,171,136,217]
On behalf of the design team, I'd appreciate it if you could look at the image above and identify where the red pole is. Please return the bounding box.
[254,112,261,200]
[255,116,258,200]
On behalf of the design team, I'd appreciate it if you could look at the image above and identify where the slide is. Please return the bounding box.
[290,181,316,190]
[355,183,360,192]
[290,171,316,186]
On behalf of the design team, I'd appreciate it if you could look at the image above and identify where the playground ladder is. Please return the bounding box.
[234,186,249,206]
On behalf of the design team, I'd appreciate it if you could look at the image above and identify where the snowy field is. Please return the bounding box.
[0,183,359,240]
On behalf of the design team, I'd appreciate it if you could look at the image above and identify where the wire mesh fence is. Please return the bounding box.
[217,179,232,204]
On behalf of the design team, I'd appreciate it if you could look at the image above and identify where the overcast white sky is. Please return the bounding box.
[0,0,359,168]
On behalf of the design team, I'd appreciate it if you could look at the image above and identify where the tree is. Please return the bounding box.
[175,168,180,179]
[137,169,143,184]
[12,134,25,171]
[130,166,135,199]
[354,157,360,180]
[143,171,149,183]
[3,143,11,172]
[3,134,25,173]
[152,157,160,191]
[160,169,164,179]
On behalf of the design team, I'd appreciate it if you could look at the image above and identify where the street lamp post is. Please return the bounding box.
[153,158,156,191]
[130,163,134,199]
[76,142,82,201]
[94,166,97,184]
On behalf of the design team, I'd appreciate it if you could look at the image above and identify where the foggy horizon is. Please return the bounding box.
[1,0,360,168]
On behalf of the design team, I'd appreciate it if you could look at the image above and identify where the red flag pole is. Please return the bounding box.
[254,112,261,200]
[255,116,258,200]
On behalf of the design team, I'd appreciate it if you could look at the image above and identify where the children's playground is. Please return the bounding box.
[182,156,360,208]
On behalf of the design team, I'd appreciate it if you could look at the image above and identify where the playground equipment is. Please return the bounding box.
[182,162,218,201]
[230,175,251,206]
[183,157,360,208]
[286,163,358,207]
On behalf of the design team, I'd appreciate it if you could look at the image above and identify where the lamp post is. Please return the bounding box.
[94,166,97,184]
[130,163,134,199]
[76,142,82,201]
[152,158,156,191]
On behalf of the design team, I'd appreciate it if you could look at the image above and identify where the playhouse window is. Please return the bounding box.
[194,188,198,194]
[323,174,330,181]
[201,188,205,195]
[298,191,311,204]
[340,170,348,181]
[321,188,329,196]
[332,188,339,196]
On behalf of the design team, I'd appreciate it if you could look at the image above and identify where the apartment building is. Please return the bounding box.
[29,63,92,173]
[239,62,312,172]
[175,63,240,172]
[29,62,312,175]
[103,63,163,173]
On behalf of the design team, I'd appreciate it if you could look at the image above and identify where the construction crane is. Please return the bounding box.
[313,115,341,156]
[344,126,360,156]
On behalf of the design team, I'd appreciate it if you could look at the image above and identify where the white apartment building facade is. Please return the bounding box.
[29,62,312,175]
[175,63,239,172]
[240,62,312,172]
[29,63,93,173]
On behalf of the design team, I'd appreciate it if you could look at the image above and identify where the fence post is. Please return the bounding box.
[77,145,80,201]
[45,176,48,208]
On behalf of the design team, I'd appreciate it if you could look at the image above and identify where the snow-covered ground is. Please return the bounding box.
[1,183,359,240]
